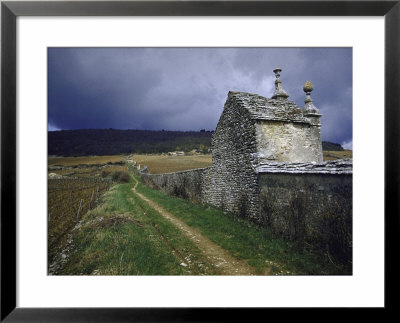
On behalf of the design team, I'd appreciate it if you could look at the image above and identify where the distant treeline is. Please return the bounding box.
[48,129,213,156]
[48,129,344,157]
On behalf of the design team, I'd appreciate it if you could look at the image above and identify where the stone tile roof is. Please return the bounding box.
[228,91,311,124]
[254,159,353,174]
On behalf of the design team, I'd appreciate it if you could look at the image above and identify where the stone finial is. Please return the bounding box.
[303,81,313,94]
[271,68,289,100]
[303,81,320,114]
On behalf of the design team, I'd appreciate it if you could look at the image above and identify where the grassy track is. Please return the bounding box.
[134,174,351,275]
[56,178,219,275]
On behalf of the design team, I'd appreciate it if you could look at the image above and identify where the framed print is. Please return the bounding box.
[1,0,399,321]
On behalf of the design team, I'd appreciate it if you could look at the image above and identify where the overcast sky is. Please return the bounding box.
[48,47,352,148]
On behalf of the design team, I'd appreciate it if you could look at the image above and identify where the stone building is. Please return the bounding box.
[141,69,352,259]
[207,68,325,219]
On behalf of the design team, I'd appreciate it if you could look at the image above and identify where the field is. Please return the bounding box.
[48,155,130,271]
[49,165,129,178]
[131,154,212,174]
[48,177,112,266]
[49,155,129,178]
[48,151,351,176]
[49,155,127,166]
[323,150,352,161]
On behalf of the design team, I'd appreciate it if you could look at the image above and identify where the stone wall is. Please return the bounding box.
[140,167,211,204]
[140,159,352,261]
[258,171,352,261]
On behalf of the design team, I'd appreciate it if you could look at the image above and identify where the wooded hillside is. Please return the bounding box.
[48,129,344,156]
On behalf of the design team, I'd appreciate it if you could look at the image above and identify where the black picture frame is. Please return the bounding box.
[1,0,398,321]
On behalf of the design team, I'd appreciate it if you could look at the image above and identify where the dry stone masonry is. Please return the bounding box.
[140,69,352,260]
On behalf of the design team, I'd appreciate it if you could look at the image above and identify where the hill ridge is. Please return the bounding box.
[48,129,344,156]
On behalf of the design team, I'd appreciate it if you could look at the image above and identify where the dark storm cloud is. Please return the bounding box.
[48,47,352,145]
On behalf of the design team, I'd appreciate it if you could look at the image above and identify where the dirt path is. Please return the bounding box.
[132,178,268,275]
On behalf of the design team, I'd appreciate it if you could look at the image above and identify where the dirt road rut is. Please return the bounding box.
[132,179,267,275]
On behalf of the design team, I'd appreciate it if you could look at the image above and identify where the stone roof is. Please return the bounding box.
[254,159,353,174]
[228,91,311,124]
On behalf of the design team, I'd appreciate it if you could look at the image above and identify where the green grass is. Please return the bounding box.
[134,174,351,275]
[56,171,351,275]
[57,177,219,275]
